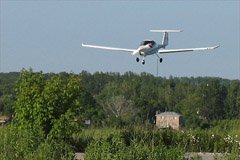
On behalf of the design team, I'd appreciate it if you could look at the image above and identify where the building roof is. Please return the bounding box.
[0,115,11,124]
[156,112,182,117]
[0,115,10,120]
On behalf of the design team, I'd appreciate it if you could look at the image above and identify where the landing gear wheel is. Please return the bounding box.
[136,57,140,62]
[159,58,163,63]
[142,60,145,65]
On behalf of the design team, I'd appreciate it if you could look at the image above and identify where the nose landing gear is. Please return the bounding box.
[136,57,145,65]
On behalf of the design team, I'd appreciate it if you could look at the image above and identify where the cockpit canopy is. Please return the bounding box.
[140,40,156,46]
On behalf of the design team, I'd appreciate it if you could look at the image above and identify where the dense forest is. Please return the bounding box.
[0,70,239,159]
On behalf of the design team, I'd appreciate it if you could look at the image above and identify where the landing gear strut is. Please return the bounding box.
[155,53,163,63]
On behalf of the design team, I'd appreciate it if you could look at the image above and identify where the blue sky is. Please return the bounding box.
[1,1,239,79]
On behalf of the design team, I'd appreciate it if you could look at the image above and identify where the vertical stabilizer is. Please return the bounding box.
[150,30,183,48]
[162,32,168,48]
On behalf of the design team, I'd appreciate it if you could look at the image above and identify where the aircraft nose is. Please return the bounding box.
[139,51,145,55]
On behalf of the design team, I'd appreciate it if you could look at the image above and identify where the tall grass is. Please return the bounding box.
[1,123,239,159]
[74,126,240,159]
[0,125,74,160]
[85,135,184,160]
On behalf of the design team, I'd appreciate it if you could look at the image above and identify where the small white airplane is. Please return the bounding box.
[82,30,219,65]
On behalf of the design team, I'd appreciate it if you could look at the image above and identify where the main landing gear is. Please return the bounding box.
[159,58,163,63]
[142,60,145,65]
[154,53,163,63]
[136,57,140,62]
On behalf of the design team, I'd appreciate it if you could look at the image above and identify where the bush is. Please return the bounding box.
[0,125,43,159]
[85,129,184,160]
[0,125,74,160]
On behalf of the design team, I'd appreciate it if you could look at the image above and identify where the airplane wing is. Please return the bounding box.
[82,43,136,53]
[158,45,220,54]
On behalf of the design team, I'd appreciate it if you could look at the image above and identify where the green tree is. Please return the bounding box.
[97,82,137,126]
[14,69,45,133]
[196,80,227,120]
[101,95,135,118]
[14,69,97,140]
[0,95,14,115]
[225,81,240,118]
[176,93,202,128]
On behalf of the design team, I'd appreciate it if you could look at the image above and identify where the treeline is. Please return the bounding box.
[79,71,240,129]
[0,70,240,128]
[1,70,239,128]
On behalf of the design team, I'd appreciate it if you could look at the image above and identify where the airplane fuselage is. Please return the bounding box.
[138,40,162,57]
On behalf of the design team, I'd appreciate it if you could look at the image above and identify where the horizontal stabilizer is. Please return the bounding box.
[150,29,183,33]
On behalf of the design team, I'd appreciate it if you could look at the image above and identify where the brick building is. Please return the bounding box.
[155,112,183,130]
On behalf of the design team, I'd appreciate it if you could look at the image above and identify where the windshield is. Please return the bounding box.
[140,40,156,46]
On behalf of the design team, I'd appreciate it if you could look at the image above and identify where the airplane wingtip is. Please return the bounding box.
[213,45,220,49]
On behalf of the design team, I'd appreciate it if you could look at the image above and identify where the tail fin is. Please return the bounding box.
[162,32,168,48]
[150,30,182,48]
